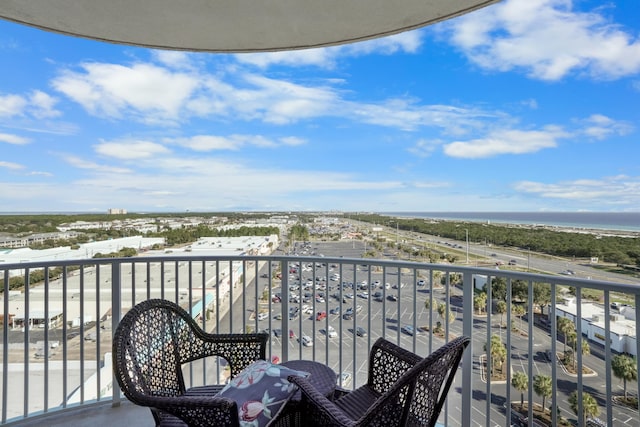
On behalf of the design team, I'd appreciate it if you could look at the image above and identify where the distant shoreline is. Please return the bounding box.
[381,211,640,235]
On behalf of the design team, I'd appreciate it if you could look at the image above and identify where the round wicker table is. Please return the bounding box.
[275,360,337,426]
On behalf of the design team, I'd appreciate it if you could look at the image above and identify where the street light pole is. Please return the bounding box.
[465,229,469,264]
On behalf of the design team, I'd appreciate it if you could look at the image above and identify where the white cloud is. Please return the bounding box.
[170,135,239,151]
[152,50,194,69]
[236,49,338,68]
[446,0,640,80]
[443,127,568,158]
[280,136,306,146]
[236,74,340,124]
[577,114,633,139]
[28,90,61,118]
[0,93,27,117]
[166,134,306,151]
[407,138,441,157]
[0,133,30,145]
[0,161,24,170]
[514,175,640,206]
[28,171,53,177]
[94,140,171,160]
[345,31,422,55]
[63,155,133,173]
[235,31,422,68]
[52,62,199,123]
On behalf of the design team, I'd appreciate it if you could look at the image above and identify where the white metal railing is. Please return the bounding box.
[1,255,639,426]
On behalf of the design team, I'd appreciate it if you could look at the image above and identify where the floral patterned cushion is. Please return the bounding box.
[218,360,310,427]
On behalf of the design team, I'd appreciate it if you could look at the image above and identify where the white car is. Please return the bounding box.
[339,372,352,387]
[327,326,338,338]
[301,335,314,347]
[257,312,269,321]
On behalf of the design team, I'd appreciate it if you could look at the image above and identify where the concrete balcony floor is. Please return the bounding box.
[10,401,154,427]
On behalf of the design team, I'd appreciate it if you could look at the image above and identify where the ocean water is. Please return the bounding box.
[384,212,640,233]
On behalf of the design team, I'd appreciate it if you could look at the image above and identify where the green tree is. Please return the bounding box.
[437,302,455,326]
[513,304,526,331]
[612,354,638,400]
[533,374,552,413]
[496,300,507,327]
[566,336,590,370]
[558,317,575,354]
[484,334,506,378]
[532,282,551,314]
[489,276,507,301]
[569,390,599,422]
[474,293,487,314]
[512,371,528,409]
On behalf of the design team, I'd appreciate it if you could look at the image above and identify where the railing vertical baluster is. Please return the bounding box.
[23,267,30,419]
[79,265,85,404]
[112,260,122,406]
[61,266,68,408]
[636,293,640,424]
[576,287,584,426]
[43,267,49,412]
[2,269,8,424]
[604,290,612,427]
[485,272,491,427]
[461,270,473,427]
[549,283,557,427]
[505,278,512,426]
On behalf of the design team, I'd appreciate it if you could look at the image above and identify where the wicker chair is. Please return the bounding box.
[112,298,269,427]
[289,336,470,427]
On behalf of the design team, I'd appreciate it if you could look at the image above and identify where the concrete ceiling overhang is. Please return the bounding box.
[0,0,500,52]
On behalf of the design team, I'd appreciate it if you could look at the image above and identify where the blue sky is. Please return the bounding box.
[0,0,639,213]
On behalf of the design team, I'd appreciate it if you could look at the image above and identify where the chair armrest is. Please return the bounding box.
[332,386,351,400]
[367,338,422,394]
[140,394,240,427]
[289,375,356,427]
[182,331,269,376]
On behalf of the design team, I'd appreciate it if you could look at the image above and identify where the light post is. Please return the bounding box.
[465,228,469,264]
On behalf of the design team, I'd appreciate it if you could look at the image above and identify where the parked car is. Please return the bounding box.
[387,294,398,302]
[326,326,338,338]
[316,311,327,321]
[301,335,313,347]
[257,312,269,321]
[401,325,415,336]
[330,306,340,315]
[355,326,367,337]
[339,372,352,387]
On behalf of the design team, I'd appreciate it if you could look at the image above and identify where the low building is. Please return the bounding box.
[555,297,637,356]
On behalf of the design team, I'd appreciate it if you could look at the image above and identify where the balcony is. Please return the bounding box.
[1,250,639,426]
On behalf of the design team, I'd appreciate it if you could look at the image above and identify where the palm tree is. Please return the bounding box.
[437,302,455,325]
[566,336,590,371]
[496,300,507,327]
[513,304,526,331]
[512,371,528,409]
[612,354,638,400]
[484,334,506,378]
[557,317,574,354]
[474,293,486,315]
[569,390,600,422]
[533,374,552,414]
